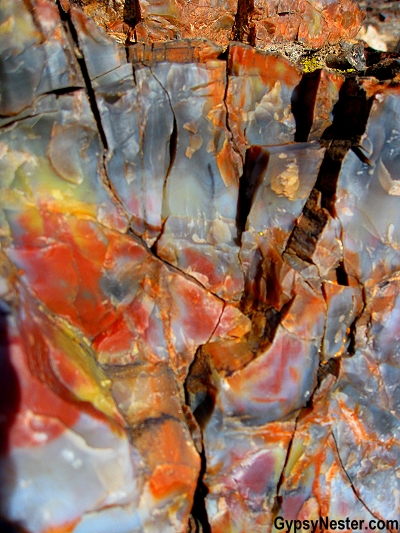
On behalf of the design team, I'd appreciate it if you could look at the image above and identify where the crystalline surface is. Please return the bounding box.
[1,1,400,533]
[0,0,83,116]
[250,0,364,48]
[336,84,400,286]
[226,44,300,158]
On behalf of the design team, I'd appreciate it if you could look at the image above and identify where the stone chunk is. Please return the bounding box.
[0,0,83,116]
[307,70,345,142]
[251,0,364,49]
[240,143,325,303]
[129,39,223,64]
[227,44,301,158]
[71,6,128,83]
[204,417,295,533]
[96,70,174,245]
[335,84,400,286]
[135,0,238,47]
[153,60,244,300]
[322,282,361,360]
[278,377,383,527]
[2,3,400,533]
[0,314,138,533]
[0,91,127,240]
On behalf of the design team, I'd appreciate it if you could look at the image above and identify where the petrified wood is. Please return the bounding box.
[0,1,400,532]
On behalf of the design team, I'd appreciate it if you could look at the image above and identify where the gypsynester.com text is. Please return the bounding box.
[274,515,399,532]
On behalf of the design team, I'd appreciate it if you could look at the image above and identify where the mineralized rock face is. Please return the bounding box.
[64,0,364,49]
[1,1,400,533]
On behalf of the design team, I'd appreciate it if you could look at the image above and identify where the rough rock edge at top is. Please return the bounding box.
[60,0,364,50]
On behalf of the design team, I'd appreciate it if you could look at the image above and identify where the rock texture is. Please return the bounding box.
[1,1,400,533]
[61,0,364,48]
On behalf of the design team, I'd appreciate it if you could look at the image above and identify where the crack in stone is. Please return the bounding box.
[184,353,213,533]
[232,0,255,45]
[183,304,227,532]
[149,65,178,225]
[291,70,321,143]
[271,413,299,520]
[151,224,231,299]
[282,77,375,278]
[62,10,109,150]
[235,148,269,241]
[4,4,400,530]
[330,428,387,526]
[223,55,244,167]
[55,1,134,229]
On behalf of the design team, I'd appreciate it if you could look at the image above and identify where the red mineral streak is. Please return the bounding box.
[135,417,200,500]
[92,315,136,358]
[7,222,118,339]
[229,44,302,85]
[16,288,125,425]
[149,462,198,501]
[5,334,80,448]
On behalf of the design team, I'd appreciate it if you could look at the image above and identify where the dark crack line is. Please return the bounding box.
[336,221,368,360]
[272,414,299,520]
[346,284,367,358]
[336,221,350,285]
[184,372,213,533]
[183,305,226,532]
[58,5,108,150]
[121,219,229,304]
[55,1,133,226]
[330,429,391,528]
[223,57,251,251]
[148,216,168,254]
[223,57,244,166]
[153,236,229,301]
[183,364,213,533]
[149,66,178,219]
[128,225,227,299]
[0,104,61,130]
[206,301,226,345]
[189,437,212,533]
[283,76,374,269]
[291,70,321,143]
[236,146,269,242]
